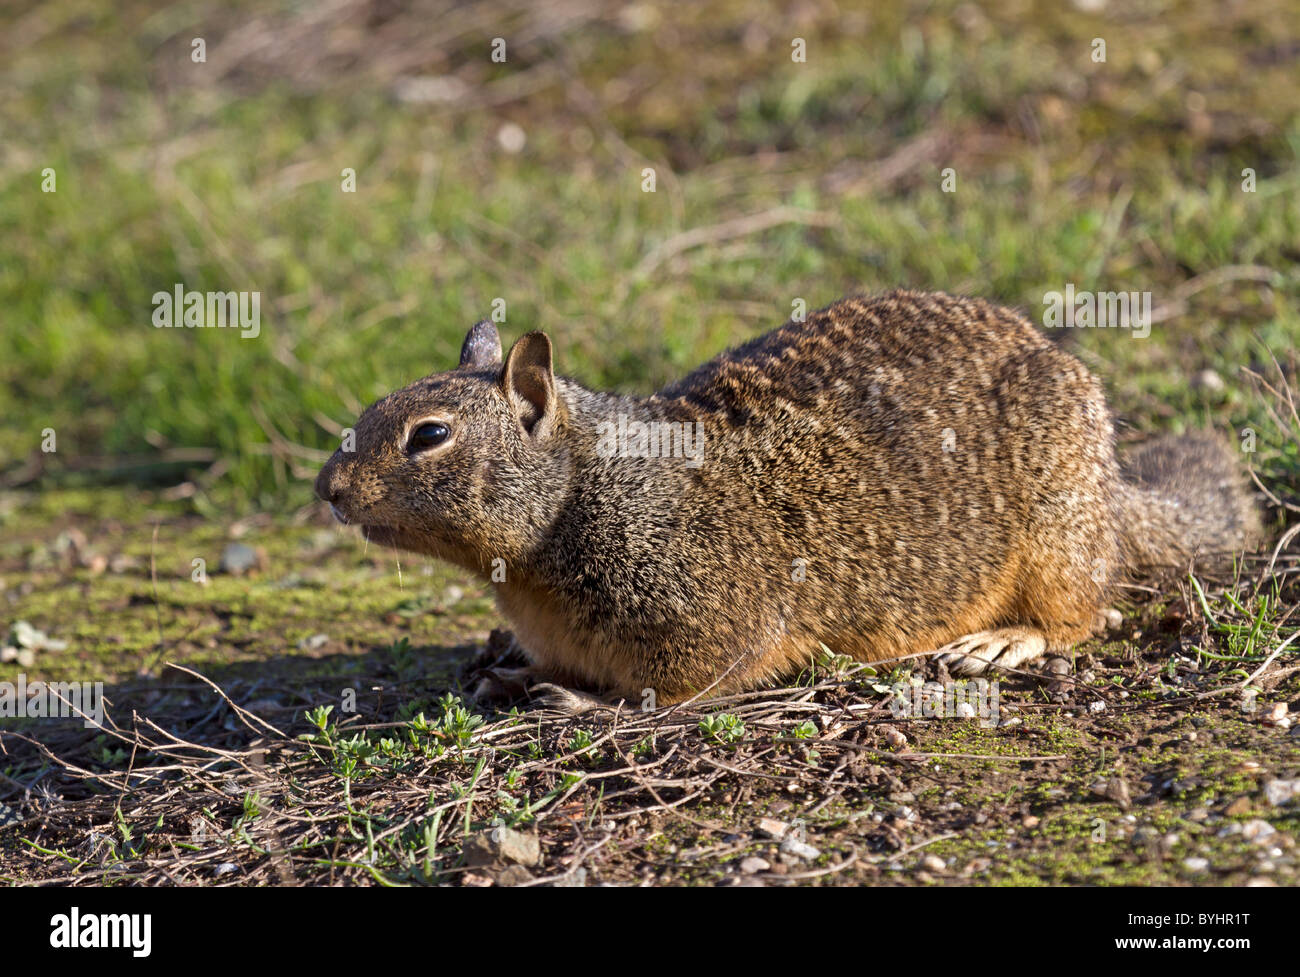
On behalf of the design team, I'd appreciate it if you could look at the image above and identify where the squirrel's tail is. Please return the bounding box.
[1114,432,1261,576]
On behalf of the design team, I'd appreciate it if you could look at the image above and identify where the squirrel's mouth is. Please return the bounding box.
[359,524,432,555]
[360,525,401,547]
[359,524,468,565]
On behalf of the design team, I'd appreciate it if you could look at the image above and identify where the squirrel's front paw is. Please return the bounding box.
[934,627,1048,676]
[464,629,536,707]
[464,628,530,672]
[469,666,536,707]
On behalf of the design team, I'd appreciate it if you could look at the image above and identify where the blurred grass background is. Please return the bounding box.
[2,0,1298,513]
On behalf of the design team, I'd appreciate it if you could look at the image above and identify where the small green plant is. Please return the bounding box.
[95,740,128,767]
[790,720,818,739]
[434,693,483,748]
[567,728,596,758]
[815,642,856,676]
[1188,572,1295,670]
[233,791,263,836]
[304,704,335,740]
[699,713,746,746]
[387,635,419,674]
[558,772,583,791]
[115,806,134,847]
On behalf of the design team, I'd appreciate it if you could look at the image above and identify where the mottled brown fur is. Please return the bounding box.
[316,291,1260,703]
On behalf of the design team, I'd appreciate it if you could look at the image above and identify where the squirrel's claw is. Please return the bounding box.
[934,627,1049,676]
[528,683,618,716]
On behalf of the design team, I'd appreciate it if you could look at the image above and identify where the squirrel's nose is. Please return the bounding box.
[314,459,344,505]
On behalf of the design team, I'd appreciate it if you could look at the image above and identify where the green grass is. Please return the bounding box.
[2,0,1298,510]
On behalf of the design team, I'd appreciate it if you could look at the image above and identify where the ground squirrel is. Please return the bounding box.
[315,290,1260,705]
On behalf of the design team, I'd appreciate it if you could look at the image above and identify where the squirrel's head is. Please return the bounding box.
[315,320,571,570]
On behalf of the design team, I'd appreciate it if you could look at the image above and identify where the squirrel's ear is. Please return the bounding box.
[459,320,502,369]
[501,331,561,437]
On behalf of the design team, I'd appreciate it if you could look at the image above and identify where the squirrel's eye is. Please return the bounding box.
[407,422,450,453]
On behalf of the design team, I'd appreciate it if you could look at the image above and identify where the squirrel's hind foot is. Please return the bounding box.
[528,682,624,716]
[934,627,1048,676]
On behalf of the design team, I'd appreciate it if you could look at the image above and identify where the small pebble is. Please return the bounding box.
[1240,819,1276,843]
[109,554,138,574]
[1182,857,1209,872]
[1223,797,1253,817]
[0,647,36,668]
[779,837,820,861]
[464,826,541,867]
[756,817,789,840]
[1190,368,1225,393]
[219,542,260,575]
[1264,780,1298,807]
[1262,702,1289,724]
[497,122,527,154]
[495,865,534,887]
[739,856,771,875]
[882,725,908,749]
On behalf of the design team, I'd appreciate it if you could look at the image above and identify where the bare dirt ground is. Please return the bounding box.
[1,494,1297,886]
